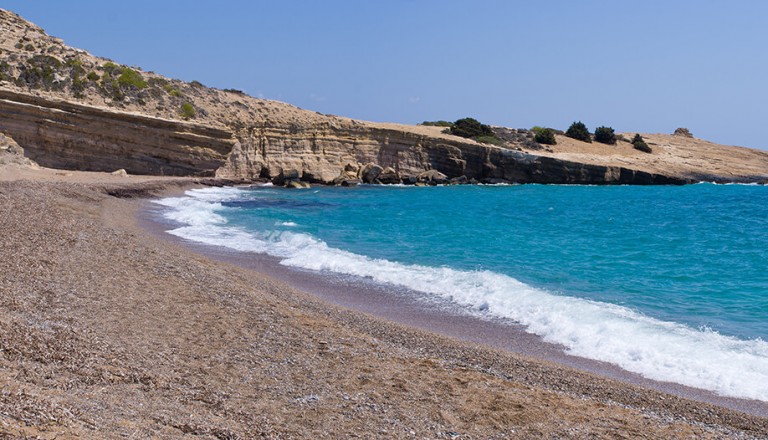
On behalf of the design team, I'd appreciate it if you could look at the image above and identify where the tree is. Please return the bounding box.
[449,117,494,139]
[594,126,617,145]
[565,121,591,142]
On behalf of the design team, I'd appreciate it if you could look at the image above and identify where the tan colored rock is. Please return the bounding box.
[377,167,401,185]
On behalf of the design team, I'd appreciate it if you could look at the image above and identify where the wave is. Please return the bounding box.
[154,187,768,402]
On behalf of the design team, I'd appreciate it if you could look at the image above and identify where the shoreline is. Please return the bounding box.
[141,188,768,418]
[2,170,767,437]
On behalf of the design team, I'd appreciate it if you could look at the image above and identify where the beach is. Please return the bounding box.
[2,168,768,438]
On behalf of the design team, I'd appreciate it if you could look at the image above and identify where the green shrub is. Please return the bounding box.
[450,117,495,139]
[117,67,147,89]
[594,126,617,145]
[534,128,557,145]
[16,55,63,90]
[179,102,196,119]
[102,61,119,73]
[86,71,99,81]
[475,135,504,146]
[565,121,591,142]
[631,133,652,153]
[420,120,454,127]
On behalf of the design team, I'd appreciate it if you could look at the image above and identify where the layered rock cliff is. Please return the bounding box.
[1,8,767,185]
[0,90,234,175]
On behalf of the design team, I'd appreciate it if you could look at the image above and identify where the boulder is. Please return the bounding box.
[418,169,449,185]
[376,167,401,185]
[286,180,310,189]
[341,179,361,187]
[272,168,301,185]
[449,175,469,185]
[361,163,383,183]
[111,169,128,176]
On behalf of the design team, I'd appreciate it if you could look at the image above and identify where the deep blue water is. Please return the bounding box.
[156,183,768,400]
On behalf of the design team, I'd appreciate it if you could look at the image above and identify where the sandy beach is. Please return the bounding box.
[2,167,768,438]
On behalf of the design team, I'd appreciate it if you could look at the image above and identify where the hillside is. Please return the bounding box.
[1,8,767,184]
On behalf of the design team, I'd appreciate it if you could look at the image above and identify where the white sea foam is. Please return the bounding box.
[155,187,768,402]
[278,221,298,227]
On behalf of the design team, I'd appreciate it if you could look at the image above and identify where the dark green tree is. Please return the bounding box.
[449,117,495,139]
[565,121,591,142]
[594,126,617,145]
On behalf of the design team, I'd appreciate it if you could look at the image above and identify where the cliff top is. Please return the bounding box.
[1,8,767,182]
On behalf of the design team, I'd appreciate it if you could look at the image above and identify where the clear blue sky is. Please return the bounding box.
[4,1,767,149]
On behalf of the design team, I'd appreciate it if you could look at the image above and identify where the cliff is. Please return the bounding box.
[1,8,767,185]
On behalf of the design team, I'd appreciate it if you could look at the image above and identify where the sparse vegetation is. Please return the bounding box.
[24,43,35,52]
[594,126,617,145]
[86,71,99,81]
[16,55,63,90]
[566,121,592,143]
[101,61,119,73]
[117,67,147,89]
[179,102,196,119]
[532,127,557,145]
[223,88,246,95]
[631,134,652,153]
[474,135,504,146]
[420,120,454,127]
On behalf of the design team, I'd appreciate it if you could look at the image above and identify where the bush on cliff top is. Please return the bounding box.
[594,126,617,145]
[565,121,592,143]
[117,67,147,90]
[533,127,557,145]
[450,117,494,139]
[420,120,454,127]
[179,102,196,120]
[631,133,652,153]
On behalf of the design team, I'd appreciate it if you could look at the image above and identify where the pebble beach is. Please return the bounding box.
[1,167,768,438]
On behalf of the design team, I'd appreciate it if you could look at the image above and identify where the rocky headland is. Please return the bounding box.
[2,8,767,186]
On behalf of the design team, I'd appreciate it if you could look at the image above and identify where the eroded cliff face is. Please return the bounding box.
[214,121,688,185]
[0,86,688,184]
[0,90,234,176]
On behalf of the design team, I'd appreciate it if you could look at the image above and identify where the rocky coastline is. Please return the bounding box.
[3,8,768,187]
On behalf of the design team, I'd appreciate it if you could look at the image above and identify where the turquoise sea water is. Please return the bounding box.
[156,183,768,401]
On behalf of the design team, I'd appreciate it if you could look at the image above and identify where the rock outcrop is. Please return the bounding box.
[0,131,35,167]
[0,90,234,176]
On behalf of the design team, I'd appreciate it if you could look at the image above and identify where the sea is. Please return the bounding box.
[154,183,768,402]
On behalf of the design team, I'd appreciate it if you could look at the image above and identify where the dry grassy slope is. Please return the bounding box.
[1,8,767,183]
[537,133,768,182]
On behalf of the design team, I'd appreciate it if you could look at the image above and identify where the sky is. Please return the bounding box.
[3,1,767,149]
